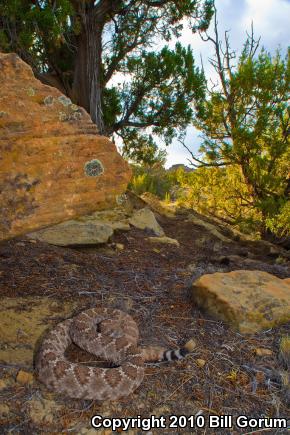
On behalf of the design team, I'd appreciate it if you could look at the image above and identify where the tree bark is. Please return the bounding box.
[72,8,105,133]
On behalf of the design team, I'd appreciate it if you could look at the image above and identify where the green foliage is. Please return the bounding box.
[0,0,73,71]
[114,42,206,159]
[121,130,167,166]
[191,15,290,236]
[129,163,177,199]
[102,88,122,129]
[265,201,290,238]
[176,166,262,234]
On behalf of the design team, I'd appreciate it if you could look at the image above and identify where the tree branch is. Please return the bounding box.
[178,138,230,168]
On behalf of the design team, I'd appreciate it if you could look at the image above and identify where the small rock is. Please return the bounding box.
[0,403,10,417]
[270,246,281,255]
[255,348,273,357]
[196,359,206,368]
[185,338,197,352]
[115,243,124,251]
[147,236,180,247]
[186,263,196,272]
[16,369,34,385]
[0,379,6,390]
[276,256,287,265]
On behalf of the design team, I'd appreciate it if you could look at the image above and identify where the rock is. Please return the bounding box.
[29,203,133,246]
[276,256,287,265]
[15,242,25,247]
[0,53,131,242]
[255,348,273,357]
[16,370,34,385]
[115,243,125,251]
[187,214,232,243]
[0,297,76,366]
[194,236,207,247]
[0,404,10,417]
[129,208,165,236]
[29,220,114,246]
[141,192,175,217]
[187,263,197,273]
[124,191,149,211]
[0,379,10,391]
[147,236,180,247]
[196,359,206,368]
[81,207,131,231]
[192,271,290,333]
[216,255,262,267]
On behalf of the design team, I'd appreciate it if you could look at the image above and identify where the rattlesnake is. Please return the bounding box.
[35,307,195,400]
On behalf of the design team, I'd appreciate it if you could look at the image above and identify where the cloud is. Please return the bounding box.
[242,0,290,51]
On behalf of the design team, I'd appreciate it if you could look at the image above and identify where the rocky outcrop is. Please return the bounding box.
[129,208,165,236]
[0,297,76,366]
[29,220,114,246]
[186,214,232,243]
[29,205,132,246]
[141,192,175,217]
[192,270,290,333]
[0,53,131,242]
[28,200,167,246]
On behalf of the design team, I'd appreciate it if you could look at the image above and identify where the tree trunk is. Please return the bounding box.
[72,9,104,133]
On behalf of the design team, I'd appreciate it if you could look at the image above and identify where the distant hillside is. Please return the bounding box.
[167,164,195,172]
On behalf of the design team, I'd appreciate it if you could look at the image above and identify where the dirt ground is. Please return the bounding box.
[0,210,289,434]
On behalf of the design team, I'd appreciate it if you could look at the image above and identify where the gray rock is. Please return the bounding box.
[29,220,113,246]
[129,208,165,236]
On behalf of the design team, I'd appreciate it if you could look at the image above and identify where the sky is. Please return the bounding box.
[163,0,290,168]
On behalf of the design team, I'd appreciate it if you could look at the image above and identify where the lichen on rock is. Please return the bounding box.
[84,159,104,177]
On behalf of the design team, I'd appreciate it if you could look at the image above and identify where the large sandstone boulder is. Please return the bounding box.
[0,53,131,242]
[192,270,290,333]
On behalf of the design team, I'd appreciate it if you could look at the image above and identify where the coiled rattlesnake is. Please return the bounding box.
[36,307,195,400]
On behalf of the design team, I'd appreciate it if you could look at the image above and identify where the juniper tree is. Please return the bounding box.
[185,6,290,235]
[0,0,213,158]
